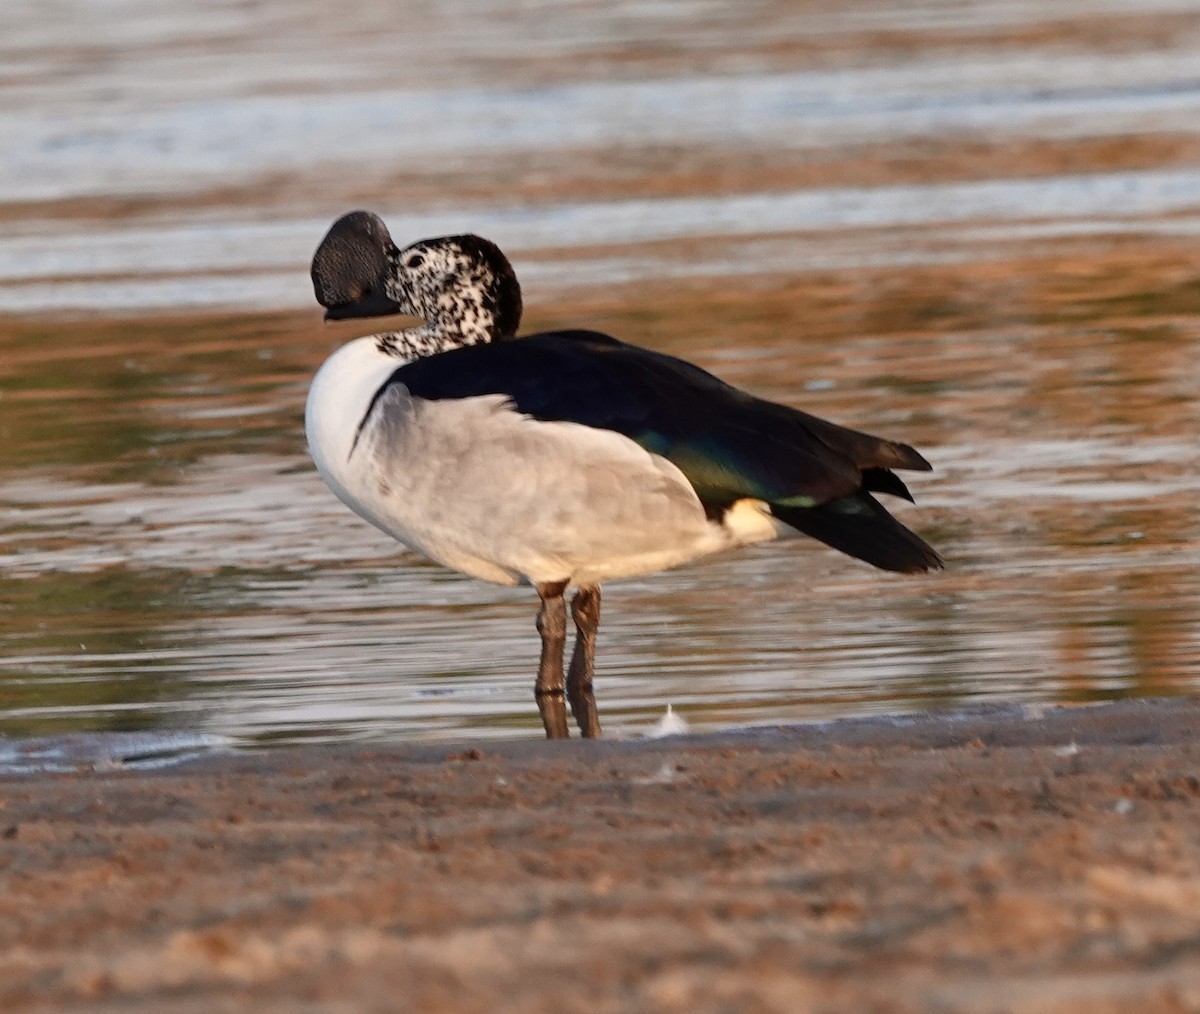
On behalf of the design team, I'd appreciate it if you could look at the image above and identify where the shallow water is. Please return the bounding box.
[2,0,1200,745]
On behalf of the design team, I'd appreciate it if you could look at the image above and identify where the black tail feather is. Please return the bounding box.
[772,492,943,574]
[861,467,914,502]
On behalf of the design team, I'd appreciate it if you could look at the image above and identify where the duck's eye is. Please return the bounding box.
[404,253,425,269]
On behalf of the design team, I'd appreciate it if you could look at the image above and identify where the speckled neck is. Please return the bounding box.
[371,321,492,361]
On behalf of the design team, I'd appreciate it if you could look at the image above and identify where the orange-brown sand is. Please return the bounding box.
[3,699,1199,1013]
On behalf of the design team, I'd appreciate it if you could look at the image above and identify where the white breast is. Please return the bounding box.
[305,336,405,534]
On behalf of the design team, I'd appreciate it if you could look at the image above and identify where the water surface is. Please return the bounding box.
[2,0,1199,745]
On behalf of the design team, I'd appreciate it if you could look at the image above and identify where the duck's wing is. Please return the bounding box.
[378,330,931,513]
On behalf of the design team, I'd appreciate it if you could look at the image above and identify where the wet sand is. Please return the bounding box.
[3,699,1199,1013]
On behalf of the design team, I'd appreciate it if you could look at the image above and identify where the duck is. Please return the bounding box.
[305,210,942,740]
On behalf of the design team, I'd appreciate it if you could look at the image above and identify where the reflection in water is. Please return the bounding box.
[2,0,1200,743]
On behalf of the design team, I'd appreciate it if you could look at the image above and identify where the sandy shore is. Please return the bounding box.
[2,699,1199,1013]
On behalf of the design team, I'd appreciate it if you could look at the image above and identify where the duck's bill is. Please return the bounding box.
[322,289,404,321]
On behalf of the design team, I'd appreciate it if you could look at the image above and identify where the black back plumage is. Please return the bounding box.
[371,330,942,573]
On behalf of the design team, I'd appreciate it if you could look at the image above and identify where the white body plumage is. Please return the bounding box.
[305,335,786,588]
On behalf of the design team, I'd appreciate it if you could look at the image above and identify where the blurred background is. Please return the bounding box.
[2,0,1199,751]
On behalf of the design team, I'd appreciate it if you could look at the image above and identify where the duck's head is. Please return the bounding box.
[311,211,523,344]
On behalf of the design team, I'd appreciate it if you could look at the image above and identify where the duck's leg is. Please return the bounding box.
[534,580,570,740]
[567,584,602,738]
